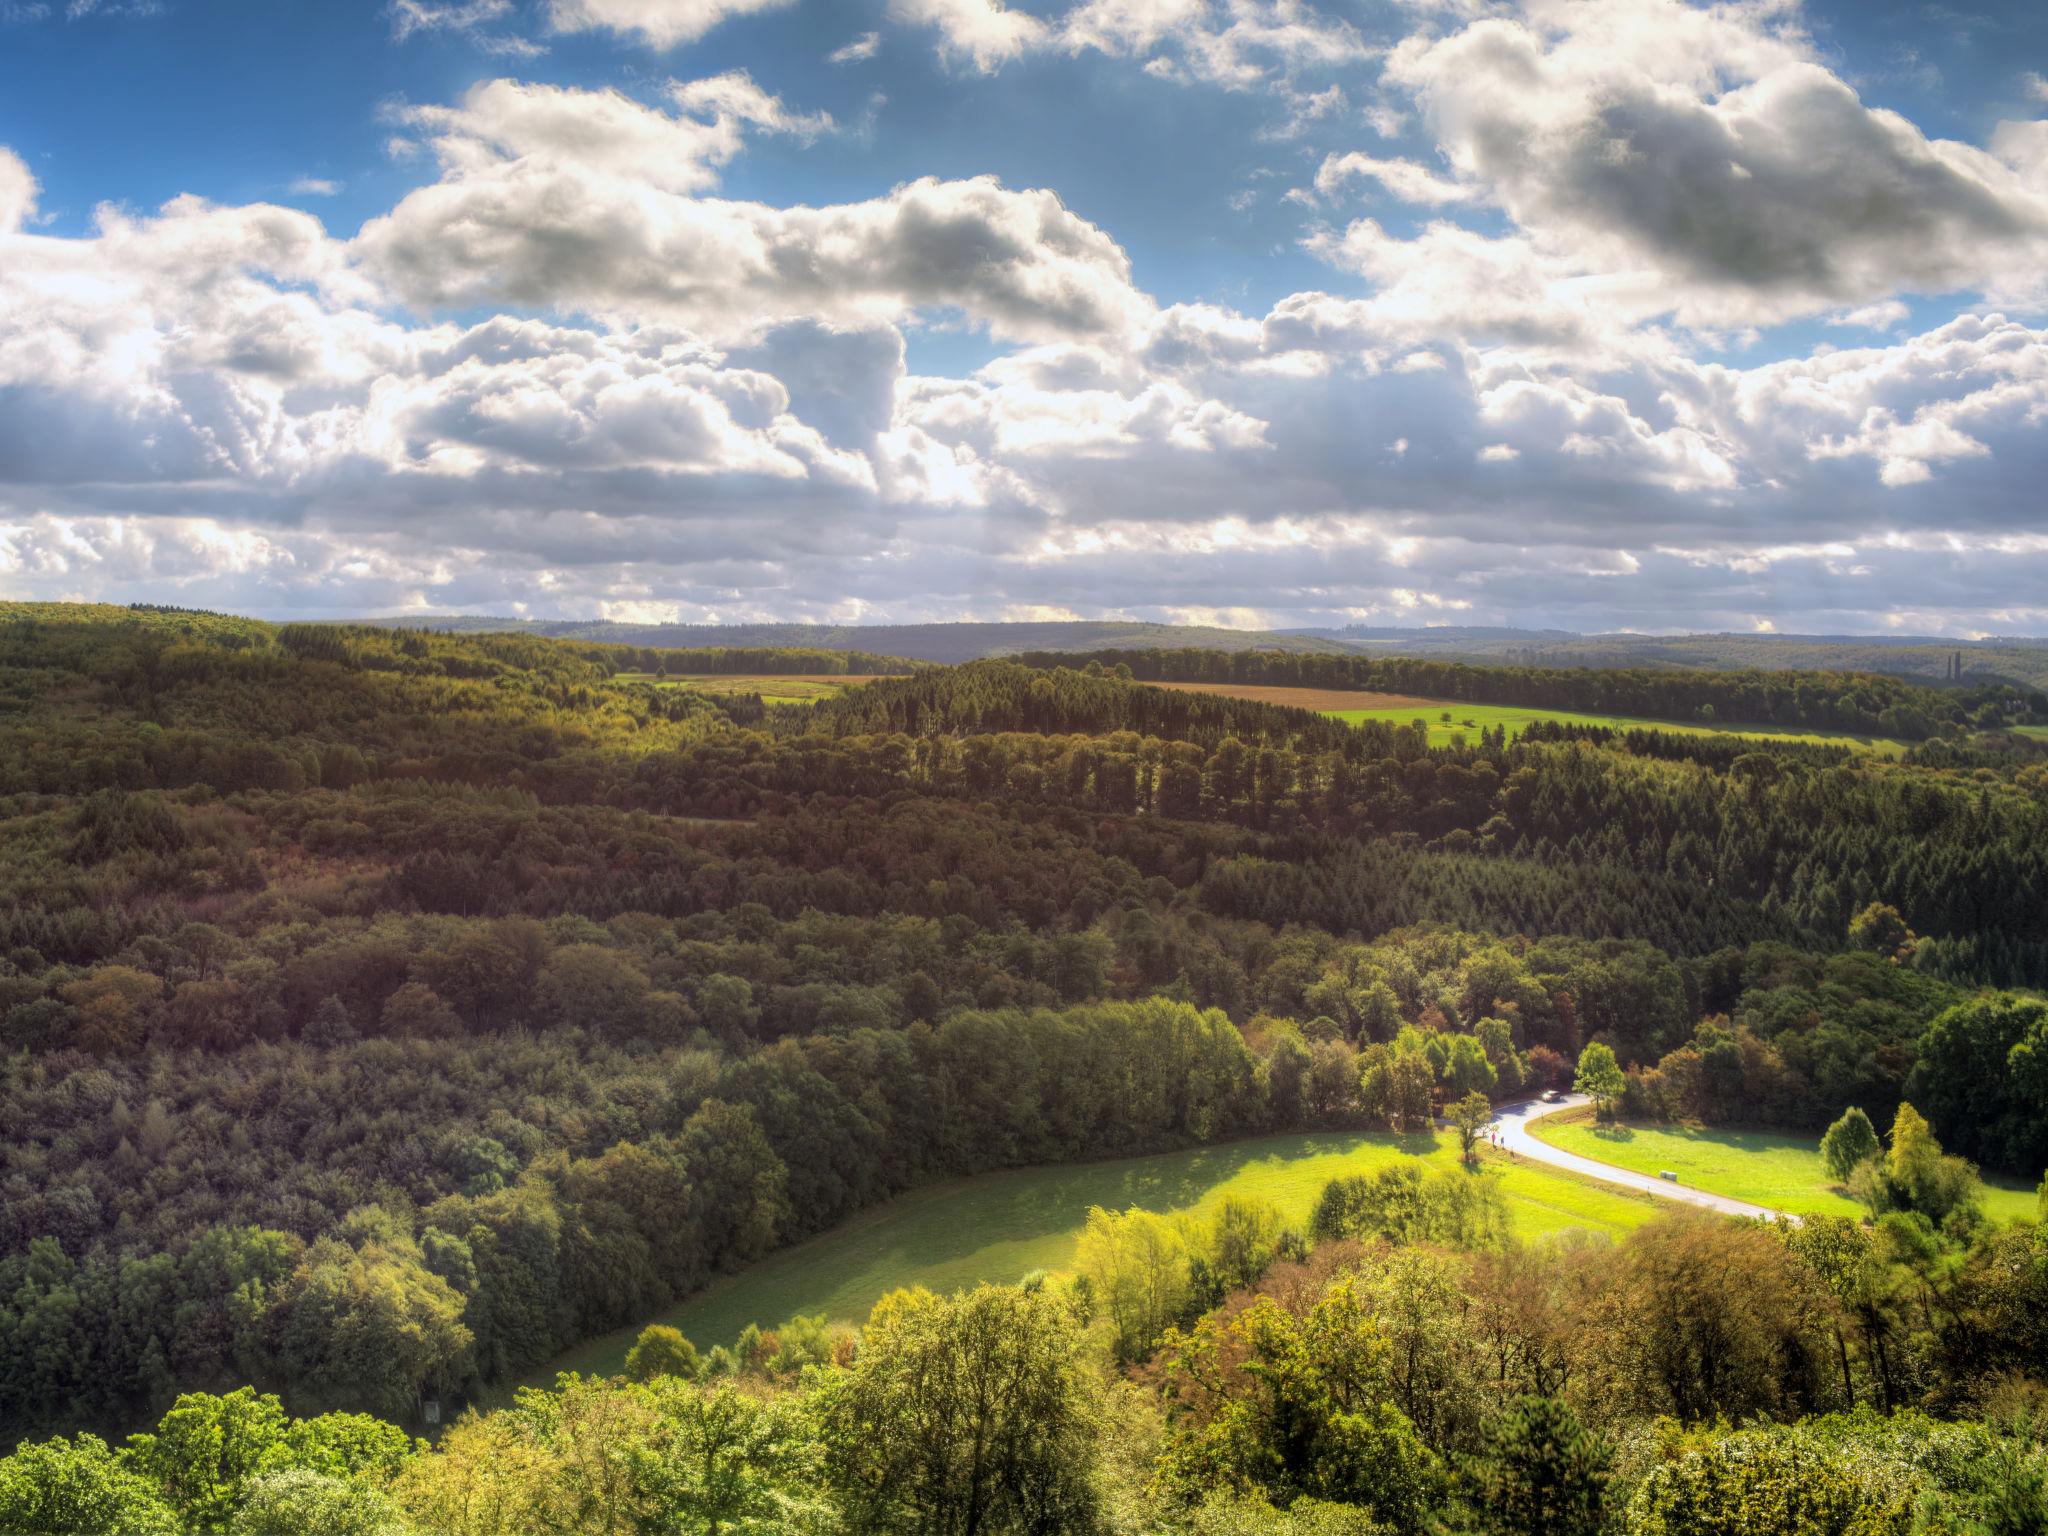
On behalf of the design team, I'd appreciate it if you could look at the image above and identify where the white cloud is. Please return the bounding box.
[0,147,37,233]
[1825,299,1908,331]
[1062,0,1370,92]
[360,79,1149,343]
[893,0,1372,91]
[62,0,162,16]
[545,0,794,49]
[1300,218,1652,356]
[389,0,510,38]
[288,176,343,198]
[1313,151,1476,205]
[1374,0,2048,328]
[2023,71,2048,105]
[889,0,1051,73]
[908,340,1272,458]
[388,75,825,197]
[830,30,881,62]
[7,13,2048,635]
[1684,312,2048,493]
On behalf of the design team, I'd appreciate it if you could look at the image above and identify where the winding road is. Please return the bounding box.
[1487,1094,1792,1223]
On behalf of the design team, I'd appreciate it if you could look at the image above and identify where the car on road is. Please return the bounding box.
[1541,1089,1563,1102]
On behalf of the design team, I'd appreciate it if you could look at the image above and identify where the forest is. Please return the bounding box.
[1,602,2044,1533]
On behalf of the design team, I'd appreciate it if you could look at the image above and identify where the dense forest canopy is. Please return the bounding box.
[1283,626,2048,692]
[1,603,2044,1533]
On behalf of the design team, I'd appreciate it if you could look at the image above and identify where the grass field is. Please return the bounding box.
[1322,700,1905,755]
[1531,1112,2040,1224]
[1145,681,1442,712]
[614,673,901,705]
[534,1129,1660,1383]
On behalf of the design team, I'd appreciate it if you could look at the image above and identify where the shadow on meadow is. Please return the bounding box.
[536,1129,1443,1382]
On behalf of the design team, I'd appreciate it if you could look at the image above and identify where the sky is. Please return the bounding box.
[1,0,2046,635]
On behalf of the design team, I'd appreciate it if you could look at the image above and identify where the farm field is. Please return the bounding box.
[536,1128,1660,1382]
[613,672,903,704]
[1531,1113,2041,1224]
[1324,699,1906,754]
[1122,676,1907,752]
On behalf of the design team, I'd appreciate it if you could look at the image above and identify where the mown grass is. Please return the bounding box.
[1323,701,1904,755]
[537,1129,1660,1382]
[1532,1113,2040,1224]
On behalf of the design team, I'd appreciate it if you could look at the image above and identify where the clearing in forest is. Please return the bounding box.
[1143,680,1443,712]
[1530,1112,2040,1223]
[1324,699,1907,755]
[535,1127,1658,1384]
[1131,678,1904,752]
[614,672,904,704]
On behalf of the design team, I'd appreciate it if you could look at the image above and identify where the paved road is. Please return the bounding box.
[1487,1094,1792,1222]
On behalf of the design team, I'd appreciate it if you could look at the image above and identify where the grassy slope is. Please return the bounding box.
[1323,701,1905,755]
[538,1130,1659,1380]
[1532,1113,2039,1224]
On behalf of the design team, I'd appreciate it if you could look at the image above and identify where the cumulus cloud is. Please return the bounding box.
[545,0,795,50]
[387,74,826,196]
[360,79,1149,343]
[1369,0,2048,328]
[1299,219,1651,356]
[1680,312,2048,495]
[7,8,2048,634]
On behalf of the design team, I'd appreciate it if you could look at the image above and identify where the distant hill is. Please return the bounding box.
[364,615,2048,688]
[376,617,1359,664]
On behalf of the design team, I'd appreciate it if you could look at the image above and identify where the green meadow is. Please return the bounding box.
[536,1129,1659,1382]
[613,673,884,705]
[1323,700,1905,755]
[1532,1114,2041,1224]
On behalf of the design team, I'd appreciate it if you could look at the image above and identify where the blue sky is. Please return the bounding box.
[2,0,2047,633]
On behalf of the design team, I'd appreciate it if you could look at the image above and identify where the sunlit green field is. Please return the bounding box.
[1532,1114,2040,1224]
[1323,701,1904,755]
[536,1129,1659,1382]
[613,673,897,705]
